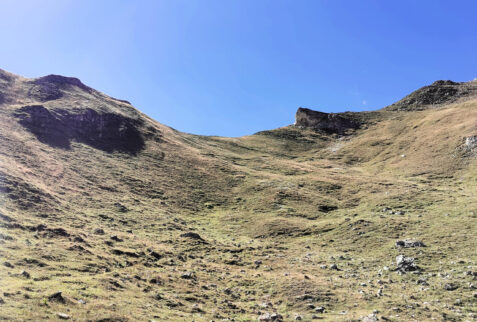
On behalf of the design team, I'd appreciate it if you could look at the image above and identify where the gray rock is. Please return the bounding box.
[20,270,31,279]
[110,235,123,242]
[180,232,204,241]
[94,228,105,235]
[191,303,205,313]
[259,312,282,321]
[416,278,429,286]
[114,202,129,213]
[57,313,70,320]
[48,292,66,303]
[396,255,420,273]
[362,313,378,322]
[464,271,476,277]
[395,240,425,248]
[296,294,314,301]
[314,306,325,313]
[465,136,477,151]
[3,262,13,268]
[444,283,459,291]
[180,272,196,280]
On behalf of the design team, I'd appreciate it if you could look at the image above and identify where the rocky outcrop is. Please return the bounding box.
[27,74,93,102]
[387,80,477,110]
[294,107,361,134]
[14,105,145,154]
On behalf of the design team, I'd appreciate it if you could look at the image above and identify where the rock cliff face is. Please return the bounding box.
[294,107,361,134]
[387,80,477,110]
[14,105,145,154]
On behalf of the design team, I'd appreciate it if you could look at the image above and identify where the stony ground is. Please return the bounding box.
[0,69,476,321]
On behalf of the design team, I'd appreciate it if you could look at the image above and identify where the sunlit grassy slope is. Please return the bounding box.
[0,69,476,321]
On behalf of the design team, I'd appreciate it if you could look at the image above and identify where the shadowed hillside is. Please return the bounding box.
[1,69,476,321]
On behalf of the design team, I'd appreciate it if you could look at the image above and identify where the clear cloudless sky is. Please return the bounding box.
[1,0,476,136]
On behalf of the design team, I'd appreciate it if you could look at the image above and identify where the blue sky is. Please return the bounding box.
[1,0,476,136]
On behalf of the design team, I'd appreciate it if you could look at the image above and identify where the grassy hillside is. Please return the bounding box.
[0,69,476,321]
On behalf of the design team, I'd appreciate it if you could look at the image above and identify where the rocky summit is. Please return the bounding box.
[0,68,476,321]
[386,79,477,111]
